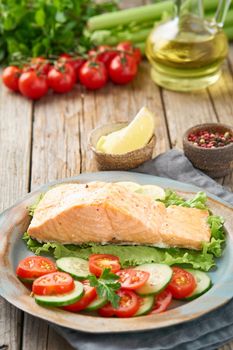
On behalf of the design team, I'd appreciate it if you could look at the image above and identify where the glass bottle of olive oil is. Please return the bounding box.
[146,0,231,91]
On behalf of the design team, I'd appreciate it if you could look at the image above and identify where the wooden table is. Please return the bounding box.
[1,6,233,350]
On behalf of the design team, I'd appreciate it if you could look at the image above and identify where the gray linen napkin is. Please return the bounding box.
[52,149,233,350]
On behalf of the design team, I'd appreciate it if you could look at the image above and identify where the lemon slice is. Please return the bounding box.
[138,185,165,200]
[116,181,141,192]
[96,106,155,155]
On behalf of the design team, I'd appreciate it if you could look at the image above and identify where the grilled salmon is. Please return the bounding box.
[28,182,211,250]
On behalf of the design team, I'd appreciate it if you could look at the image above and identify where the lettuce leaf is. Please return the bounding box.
[24,189,226,272]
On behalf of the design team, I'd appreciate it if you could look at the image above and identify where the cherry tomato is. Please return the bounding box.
[109,53,137,85]
[79,61,108,90]
[63,280,97,312]
[133,48,142,65]
[167,267,197,299]
[16,256,57,280]
[48,63,76,93]
[96,45,118,68]
[116,269,149,290]
[117,41,133,53]
[32,272,75,296]
[2,66,21,91]
[59,54,86,80]
[30,57,51,75]
[98,290,139,318]
[151,289,172,314]
[18,70,49,100]
[89,254,120,277]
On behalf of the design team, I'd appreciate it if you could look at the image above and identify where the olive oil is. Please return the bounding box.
[146,15,229,91]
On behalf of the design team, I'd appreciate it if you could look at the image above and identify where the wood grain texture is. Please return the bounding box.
[0,81,32,350]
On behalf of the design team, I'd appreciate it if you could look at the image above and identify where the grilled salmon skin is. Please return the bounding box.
[28,182,211,250]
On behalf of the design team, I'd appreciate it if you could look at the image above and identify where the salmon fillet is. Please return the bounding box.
[28,182,211,250]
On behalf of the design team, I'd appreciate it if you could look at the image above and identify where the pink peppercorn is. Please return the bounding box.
[188,130,233,149]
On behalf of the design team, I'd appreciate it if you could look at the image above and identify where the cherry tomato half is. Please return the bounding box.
[89,254,120,277]
[79,60,108,90]
[109,53,137,85]
[32,272,75,296]
[16,256,57,279]
[48,62,76,93]
[19,70,49,100]
[98,290,139,318]
[116,269,149,290]
[167,267,197,299]
[63,280,97,312]
[2,66,21,92]
[151,289,172,314]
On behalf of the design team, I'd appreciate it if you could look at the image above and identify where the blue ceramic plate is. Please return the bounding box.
[0,171,233,333]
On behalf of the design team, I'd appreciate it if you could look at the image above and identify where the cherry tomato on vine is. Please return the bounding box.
[89,254,120,277]
[48,63,76,93]
[30,57,51,75]
[96,45,118,68]
[2,66,21,91]
[117,41,133,53]
[133,48,142,65]
[167,267,197,299]
[98,290,139,318]
[59,54,86,80]
[116,269,149,290]
[109,53,137,85]
[151,289,172,314]
[79,61,108,90]
[32,272,75,296]
[19,70,49,100]
[16,256,57,280]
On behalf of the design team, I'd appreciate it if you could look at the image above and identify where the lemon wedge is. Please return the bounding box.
[96,106,155,155]
[137,185,165,200]
[116,181,141,192]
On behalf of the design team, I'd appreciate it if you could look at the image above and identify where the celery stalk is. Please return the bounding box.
[88,1,173,31]
[88,0,230,32]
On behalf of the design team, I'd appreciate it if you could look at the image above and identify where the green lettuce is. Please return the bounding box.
[23,189,226,271]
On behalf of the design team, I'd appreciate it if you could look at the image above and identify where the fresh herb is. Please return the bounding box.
[88,268,121,308]
[0,0,118,65]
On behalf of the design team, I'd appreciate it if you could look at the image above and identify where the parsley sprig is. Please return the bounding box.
[88,268,121,308]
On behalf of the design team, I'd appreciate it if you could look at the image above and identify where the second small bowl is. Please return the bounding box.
[183,123,233,178]
[89,122,156,171]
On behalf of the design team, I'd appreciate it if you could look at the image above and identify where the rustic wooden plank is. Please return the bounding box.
[162,89,218,149]
[30,87,82,189]
[21,86,84,350]
[0,82,33,350]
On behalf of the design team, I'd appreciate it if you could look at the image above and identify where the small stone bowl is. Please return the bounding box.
[89,122,156,171]
[183,123,233,178]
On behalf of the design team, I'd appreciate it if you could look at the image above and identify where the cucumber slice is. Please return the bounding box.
[34,281,84,307]
[56,257,90,280]
[137,185,165,200]
[134,263,173,296]
[85,295,108,311]
[184,269,212,300]
[134,295,154,316]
